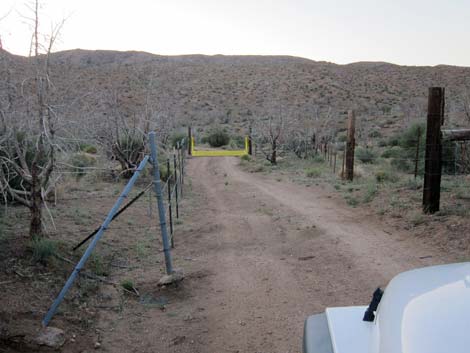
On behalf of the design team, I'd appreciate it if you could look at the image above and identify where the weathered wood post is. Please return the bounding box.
[423,87,445,214]
[333,152,337,174]
[341,143,346,178]
[345,110,356,181]
[188,126,192,156]
[414,127,421,179]
[248,127,253,155]
[329,145,333,168]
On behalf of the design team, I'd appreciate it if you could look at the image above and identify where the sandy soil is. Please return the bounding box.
[83,156,451,353]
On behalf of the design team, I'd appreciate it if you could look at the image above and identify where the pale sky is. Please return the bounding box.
[0,0,469,66]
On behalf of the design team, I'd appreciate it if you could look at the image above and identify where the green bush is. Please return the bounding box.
[387,136,401,147]
[170,132,187,148]
[375,169,399,183]
[362,182,378,203]
[383,124,425,174]
[120,279,135,292]
[230,135,246,149]
[0,132,48,197]
[205,130,230,147]
[355,147,377,164]
[240,154,251,162]
[381,146,402,159]
[368,130,382,138]
[79,144,97,154]
[68,153,97,177]
[30,237,57,264]
[305,167,322,178]
[159,163,170,182]
[312,155,325,163]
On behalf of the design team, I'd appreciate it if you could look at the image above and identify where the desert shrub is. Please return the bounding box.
[118,135,145,157]
[305,167,322,178]
[158,162,170,182]
[89,254,110,276]
[169,132,186,148]
[355,147,377,164]
[312,155,325,163]
[205,130,230,147]
[345,195,359,207]
[403,177,422,190]
[386,136,401,147]
[79,144,97,154]
[230,135,246,149]
[362,181,378,203]
[112,134,146,178]
[378,139,388,147]
[120,279,135,292]
[68,153,97,177]
[336,132,347,143]
[30,237,57,264]
[0,132,48,196]
[375,169,399,183]
[368,130,382,138]
[381,146,402,159]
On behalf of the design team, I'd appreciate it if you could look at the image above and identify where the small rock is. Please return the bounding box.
[158,268,184,286]
[34,327,65,349]
[94,342,101,349]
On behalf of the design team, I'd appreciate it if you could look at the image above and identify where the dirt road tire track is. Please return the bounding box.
[98,156,448,353]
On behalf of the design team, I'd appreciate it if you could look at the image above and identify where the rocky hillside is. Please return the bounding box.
[2,49,470,139]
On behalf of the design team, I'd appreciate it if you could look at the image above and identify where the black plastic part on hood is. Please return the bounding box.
[363,287,384,322]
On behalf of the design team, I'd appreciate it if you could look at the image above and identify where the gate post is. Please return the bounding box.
[345,110,356,181]
[188,126,192,156]
[423,87,445,214]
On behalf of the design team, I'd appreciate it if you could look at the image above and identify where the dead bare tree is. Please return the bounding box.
[254,110,286,165]
[93,68,171,178]
[0,0,63,237]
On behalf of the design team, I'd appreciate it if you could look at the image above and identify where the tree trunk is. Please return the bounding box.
[270,140,277,164]
[29,165,43,237]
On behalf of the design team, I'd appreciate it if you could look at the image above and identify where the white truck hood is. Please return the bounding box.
[371,262,470,353]
[304,262,470,353]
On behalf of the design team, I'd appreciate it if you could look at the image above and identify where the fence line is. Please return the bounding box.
[41,133,189,326]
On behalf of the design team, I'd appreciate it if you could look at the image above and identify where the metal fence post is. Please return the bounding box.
[42,156,150,326]
[167,158,174,248]
[173,154,179,219]
[149,132,173,275]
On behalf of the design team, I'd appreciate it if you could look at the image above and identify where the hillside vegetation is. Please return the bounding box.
[2,48,470,139]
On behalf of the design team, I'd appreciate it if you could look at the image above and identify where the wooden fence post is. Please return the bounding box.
[423,87,445,214]
[248,127,253,156]
[333,152,337,174]
[345,110,356,181]
[188,126,192,156]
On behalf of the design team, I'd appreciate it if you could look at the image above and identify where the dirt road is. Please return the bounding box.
[99,156,447,353]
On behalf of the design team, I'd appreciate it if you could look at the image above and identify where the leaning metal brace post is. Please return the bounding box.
[149,132,173,275]
[42,155,150,327]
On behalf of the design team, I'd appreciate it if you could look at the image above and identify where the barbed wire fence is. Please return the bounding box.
[39,132,189,326]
